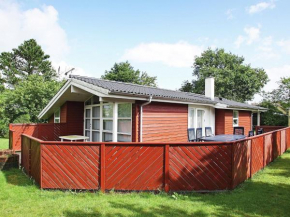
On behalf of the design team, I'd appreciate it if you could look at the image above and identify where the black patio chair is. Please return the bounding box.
[248,130,254,137]
[205,127,214,137]
[188,128,196,142]
[196,128,203,141]
[257,128,264,135]
[233,127,244,135]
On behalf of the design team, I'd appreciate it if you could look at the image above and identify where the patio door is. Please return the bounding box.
[85,108,91,141]
[91,106,101,141]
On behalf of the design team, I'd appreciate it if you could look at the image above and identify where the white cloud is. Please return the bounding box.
[121,41,204,68]
[277,39,290,54]
[226,9,235,20]
[265,65,290,91]
[0,0,69,61]
[247,0,276,14]
[235,26,261,48]
[252,64,290,102]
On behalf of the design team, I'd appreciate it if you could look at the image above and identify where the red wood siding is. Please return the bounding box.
[215,109,251,135]
[48,116,54,123]
[215,109,225,135]
[132,103,140,142]
[142,102,188,142]
[225,110,233,135]
[239,111,251,135]
[66,101,84,135]
[60,103,67,123]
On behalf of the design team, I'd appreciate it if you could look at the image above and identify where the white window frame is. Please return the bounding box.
[117,103,132,142]
[84,96,132,142]
[233,110,239,127]
[54,108,60,123]
[102,102,114,142]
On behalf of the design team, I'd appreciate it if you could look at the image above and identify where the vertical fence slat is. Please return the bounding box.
[100,143,106,192]
[164,144,170,192]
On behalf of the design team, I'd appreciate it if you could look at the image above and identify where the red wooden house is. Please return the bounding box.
[38,75,266,142]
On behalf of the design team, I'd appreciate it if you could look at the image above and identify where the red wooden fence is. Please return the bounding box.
[255,125,285,133]
[21,127,290,192]
[10,123,68,151]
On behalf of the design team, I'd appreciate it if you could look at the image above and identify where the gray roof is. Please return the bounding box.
[214,97,266,110]
[70,75,266,110]
[70,75,215,104]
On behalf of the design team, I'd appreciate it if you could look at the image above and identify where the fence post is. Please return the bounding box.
[100,143,106,192]
[164,144,170,192]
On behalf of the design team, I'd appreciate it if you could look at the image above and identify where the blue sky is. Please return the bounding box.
[1,0,290,102]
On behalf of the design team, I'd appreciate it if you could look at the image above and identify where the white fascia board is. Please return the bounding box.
[151,98,216,107]
[38,79,110,119]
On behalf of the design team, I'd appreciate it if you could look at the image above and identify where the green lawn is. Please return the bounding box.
[0,138,9,150]
[0,144,290,217]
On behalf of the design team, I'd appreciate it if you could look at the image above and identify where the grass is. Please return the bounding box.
[0,138,9,150]
[0,138,290,217]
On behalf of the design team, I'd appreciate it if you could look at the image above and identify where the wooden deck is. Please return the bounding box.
[19,127,290,192]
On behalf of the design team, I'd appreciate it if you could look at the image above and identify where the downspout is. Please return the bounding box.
[140,96,153,142]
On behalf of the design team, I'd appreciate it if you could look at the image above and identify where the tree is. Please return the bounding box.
[260,77,290,126]
[1,74,63,125]
[102,61,157,87]
[0,39,56,88]
[180,48,269,102]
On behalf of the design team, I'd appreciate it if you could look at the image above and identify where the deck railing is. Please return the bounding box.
[21,127,290,192]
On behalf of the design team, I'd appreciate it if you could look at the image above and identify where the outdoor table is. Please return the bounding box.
[201,134,246,142]
[59,135,89,142]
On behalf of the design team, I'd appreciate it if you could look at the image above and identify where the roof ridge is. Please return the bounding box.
[70,74,210,99]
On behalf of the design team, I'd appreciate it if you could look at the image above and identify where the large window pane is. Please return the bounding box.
[92,131,100,142]
[85,109,91,118]
[103,133,113,142]
[55,119,60,123]
[117,134,131,142]
[92,106,100,118]
[197,110,204,128]
[85,130,90,141]
[118,119,131,133]
[189,109,194,128]
[92,96,99,104]
[92,119,100,130]
[54,109,60,118]
[85,119,90,129]
[103,120,113,131]
[85,98,92,105]
[233,111,238,118]
[102,104,113,118]
[118,103,131,118]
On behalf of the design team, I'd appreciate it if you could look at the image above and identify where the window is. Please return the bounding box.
[197,110,204,128]
[233,110,239,127]
[54,109,60,123]
[92,106,100,142]
[117,103,132,142]
[102,103,113,142]
[189,109,195,128]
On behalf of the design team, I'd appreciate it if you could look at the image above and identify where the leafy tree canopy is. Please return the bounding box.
[0,39,56,88]
[260,77,290,126]
[102,61,157,87]
[1,74,63,125]
[180,48,269,102]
